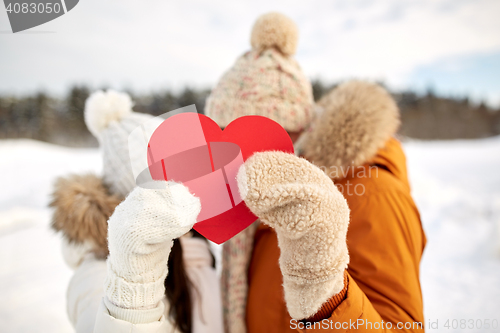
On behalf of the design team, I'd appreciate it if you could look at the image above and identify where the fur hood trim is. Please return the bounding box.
[302,81,400,177]
[50,173,122,259]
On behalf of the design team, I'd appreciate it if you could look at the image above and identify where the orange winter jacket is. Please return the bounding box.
[246,138,427,332]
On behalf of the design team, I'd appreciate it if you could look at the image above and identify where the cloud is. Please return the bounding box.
[0,0,499,104]
[407,51,500,106]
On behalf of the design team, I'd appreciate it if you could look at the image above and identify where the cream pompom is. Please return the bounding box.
[84,90,133,137]
[250,12,298,56]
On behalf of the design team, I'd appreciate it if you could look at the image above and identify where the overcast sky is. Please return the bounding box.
[1,0,499,106]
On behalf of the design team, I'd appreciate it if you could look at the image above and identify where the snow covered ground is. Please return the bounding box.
[404,137,500,331]
[0,140,101,333]
[0,137,499,332]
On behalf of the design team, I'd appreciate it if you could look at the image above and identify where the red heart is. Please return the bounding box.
[147,113,294,244]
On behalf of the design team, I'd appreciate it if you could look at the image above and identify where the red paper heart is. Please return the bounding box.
[147,113,294,244]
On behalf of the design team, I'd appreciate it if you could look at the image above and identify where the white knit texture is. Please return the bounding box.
[101,112,158,197]
[84,89,161,197]
[104,181,201,321]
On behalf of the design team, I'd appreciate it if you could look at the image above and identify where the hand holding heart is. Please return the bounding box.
[104,181,200,322]
[107,114,349,321]
[102,113,296,321]
[236,151,351,320]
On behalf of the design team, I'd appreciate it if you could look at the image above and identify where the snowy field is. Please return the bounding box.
[0,137,499,332]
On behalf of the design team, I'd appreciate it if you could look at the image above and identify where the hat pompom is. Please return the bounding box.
[84,90,133,137]
[250,12,298,56]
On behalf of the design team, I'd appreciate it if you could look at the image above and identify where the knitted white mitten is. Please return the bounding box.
[237,151,350,320]
[103,181,201,323]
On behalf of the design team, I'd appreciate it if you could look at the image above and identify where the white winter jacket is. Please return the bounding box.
[66,237,223,333]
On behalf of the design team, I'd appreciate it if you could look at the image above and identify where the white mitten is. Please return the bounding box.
[237,151,350,320]
[103,181,201,324]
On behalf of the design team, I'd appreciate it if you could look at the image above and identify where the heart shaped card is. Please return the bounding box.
[147,113,294,244]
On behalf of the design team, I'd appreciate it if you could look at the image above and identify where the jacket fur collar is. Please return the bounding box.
[50,174,122,259]
[300,81,400,178]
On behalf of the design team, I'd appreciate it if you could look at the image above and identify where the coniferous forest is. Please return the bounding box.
[1,82,499,147]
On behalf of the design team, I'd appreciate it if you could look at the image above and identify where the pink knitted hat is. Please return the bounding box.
[205,12,314,132]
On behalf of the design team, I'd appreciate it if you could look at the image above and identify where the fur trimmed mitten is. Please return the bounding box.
[103,181,201,324]
[237,151,350,320]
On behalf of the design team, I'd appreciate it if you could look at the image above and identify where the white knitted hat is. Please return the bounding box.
[84,90,155,197]
[205,12,314,132]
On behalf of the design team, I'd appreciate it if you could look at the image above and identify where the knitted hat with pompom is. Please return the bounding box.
[84,90,157,197]
[205,12,314,132]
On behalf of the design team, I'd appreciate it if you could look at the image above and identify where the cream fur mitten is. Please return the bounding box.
[237,152,350,320]
[104,181,201,324]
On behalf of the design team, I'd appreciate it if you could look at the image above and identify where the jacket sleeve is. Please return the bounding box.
[67,255,173,333]
[93,299,171,333]
[66,254,108,333]
[300,190,426,332]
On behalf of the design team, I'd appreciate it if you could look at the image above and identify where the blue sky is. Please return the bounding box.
[0,0,499,106]
[408,51,500,103]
